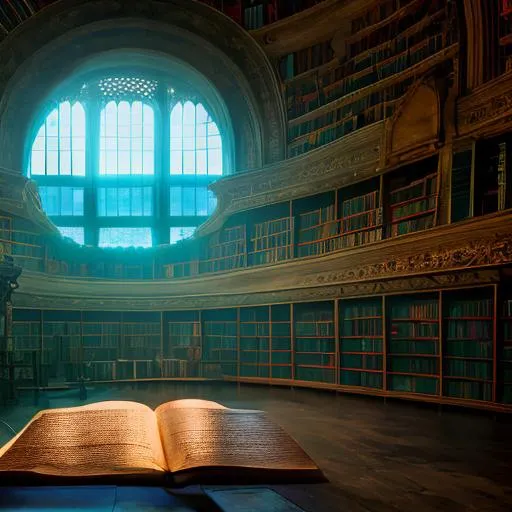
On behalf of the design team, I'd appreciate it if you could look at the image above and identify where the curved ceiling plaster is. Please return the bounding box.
[0,0,286,174]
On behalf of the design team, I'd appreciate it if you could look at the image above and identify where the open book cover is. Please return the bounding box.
[0,399,326,487]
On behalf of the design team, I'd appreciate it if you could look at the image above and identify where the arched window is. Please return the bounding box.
[170,101,222,175]
[27,76,227,248]
[29,101,86,177]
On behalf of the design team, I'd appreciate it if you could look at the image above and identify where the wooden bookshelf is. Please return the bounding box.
[502,299,512,404]
[0,217,44,272]
[294,302,335,384]
[202,310,238,378]
[239,306,271,378]
[443,289,495,402]
[387,293,440,395]
[451,148,474,223]
[339,297,384,389]
[270,304,293,379]
[388,172,438,237]
[249,216,293,266]
[199,225,247,274]
[285,0,455,156]
[164,311,201,378]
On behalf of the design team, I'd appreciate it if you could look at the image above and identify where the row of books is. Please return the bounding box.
[295,322,334,337]
[447,299,493,318]
[248,246,291,265]
[295,339,334,353]
[341,354,382,370]
[286,29,445,121]
[390,322,439,338]
[388,374,439,395]
[445,381,492,401]
[390,173,437,204]
[390,195,438,222]
[390,215,435,237]
[341,339,383,353]
[287,80,412,156]
[168,322,200,337]
[198,254,246,273]
[390,301,439,319]
[341,319,383,337]
[299,205,336,230]
[445,341,492,359]
[389,340,437,355]
[446,322,492,340]
[388,357,438,375]
[341,371,382,388]
[342,303,382,319]
[295,366,335,383]
[240,339,270,351]
[445,360,492,380]
[295,353,334,367]
[240,323,270,337]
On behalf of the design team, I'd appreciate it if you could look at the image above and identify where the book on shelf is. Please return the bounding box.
[0,399,325,486]
[389,173,438,237]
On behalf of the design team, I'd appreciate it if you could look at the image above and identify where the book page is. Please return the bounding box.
[0,401,168,478]
[156,405,319,475]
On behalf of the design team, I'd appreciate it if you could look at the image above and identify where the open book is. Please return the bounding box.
[0,399,325,486]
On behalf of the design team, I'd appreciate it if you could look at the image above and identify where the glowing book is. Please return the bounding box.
[0,399,325,486]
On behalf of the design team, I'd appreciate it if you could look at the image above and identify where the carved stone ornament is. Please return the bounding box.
[11,269,500,311]
[302,233,512,287]
[458,72,512,137]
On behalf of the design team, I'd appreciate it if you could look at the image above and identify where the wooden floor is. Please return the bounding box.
[1,382,511,511]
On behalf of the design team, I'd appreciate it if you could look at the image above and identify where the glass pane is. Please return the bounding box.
[196,150,207,175]
[30,151,45,175]
[99,228,152,248]
[196,187,208,216]
[59,150,71,175]
[72,103,86,137]
[196,103,208,125]
[143,151,154,174]
[73,151,85,176]
[73,188,84,216]
[46,109,58,136]
[59,102,71,136]
[118,152,131,174]
[143,187,153,216]
[183,187,196,216]
[118,188,130,216]
[132,187,142,216]
[208,148,223,175]
[47,151,59,175]
[170,151,182,174]
[98,188,107,216]
[183,151,195,174]
[58,227,84,245]
[60,187,73,216]
[170,186,182,216]
[106,188,118,216]
[170,227,195,244]
[170,103,183,135]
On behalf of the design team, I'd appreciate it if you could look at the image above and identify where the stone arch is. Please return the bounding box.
[0,0,287,173]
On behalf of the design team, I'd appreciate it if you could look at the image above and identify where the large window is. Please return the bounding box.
[27,76,225,247]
